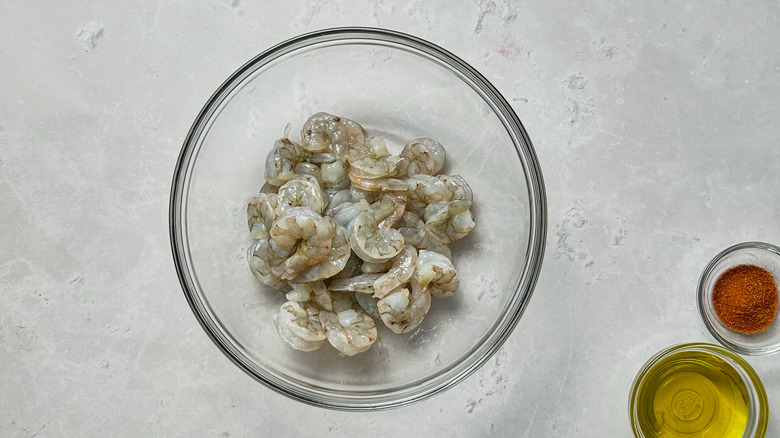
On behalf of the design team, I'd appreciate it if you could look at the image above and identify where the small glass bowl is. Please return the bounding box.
[629,343,768,438]
[698,242,780,355]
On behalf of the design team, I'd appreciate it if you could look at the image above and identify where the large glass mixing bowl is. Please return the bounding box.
[169,27,546,410]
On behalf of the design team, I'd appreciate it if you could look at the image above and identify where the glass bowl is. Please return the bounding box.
[698,242,780,355]
[629,343,768,438]
[169,27,546,410]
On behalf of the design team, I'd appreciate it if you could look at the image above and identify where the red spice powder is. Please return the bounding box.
[712,264,779,334]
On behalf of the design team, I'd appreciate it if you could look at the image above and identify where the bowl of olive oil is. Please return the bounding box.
[629,343,767,437]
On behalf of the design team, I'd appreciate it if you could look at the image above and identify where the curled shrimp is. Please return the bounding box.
[319,308,377,356]
[395,211,452,259]
[266,137,306,186]
[377,280,431,334]
[267,207,333,280]
[413,250,460,298]
[396,137,446,177]
[349,196,406,263]
[301,112,366,160]
[291,219,351,283]
[373,245,418,299]
[276,175,326,215]
[423,200,475,244]
[348,136,402,179]
[248,238,289,292]
[247,193,280,239]
[274,301,326,352]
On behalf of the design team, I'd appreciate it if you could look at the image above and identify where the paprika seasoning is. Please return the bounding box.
[712,264,778,334]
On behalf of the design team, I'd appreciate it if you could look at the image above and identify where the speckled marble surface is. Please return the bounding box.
[2,1,779,436]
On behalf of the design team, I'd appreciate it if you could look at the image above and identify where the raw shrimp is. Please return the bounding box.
[406,174,473,216]
[396,137,446,176]
[424,200,475,244]
[266,137,306,186]
[440,174,473,203]
[274,301,326,352]
[282,280,333,312]
[291,219,351,283]
[328,273,383,294]
[319,308,377,356]
[349,174,409,192]
[413,250,460,298]
[248,239,289,291]
[373,245,418,299]
[348,136,402,179]
[377,280,431,334]
[276,175,326,215]
[301,112,366,160]
[349,196,406,263]
[395,211,452,259]
[247,193,280,239]
[321,160,350,191]
[267,207,333,280]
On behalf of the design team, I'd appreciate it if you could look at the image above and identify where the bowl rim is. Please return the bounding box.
[169,26,547,410]
[627,342,768,438]
[697,241,780,356]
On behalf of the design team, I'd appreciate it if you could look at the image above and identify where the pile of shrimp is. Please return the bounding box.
[246,112,475,356]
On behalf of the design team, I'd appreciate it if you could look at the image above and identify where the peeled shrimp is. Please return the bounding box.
[395,211,452,259]
[406,174,473,217]
[373,245,418,299]
[396,137,446,177]
[301,112,366,160]
[319,308,377,356]
[267,207,333,280]
[248,239,289,291]
[377,280,431,334]
[423,200,475,244]
[349,196,406,263]
[348,136,402,179]
[413,250,460,298]
[247,193,280,239]
[274,301,326,352]
[276,175,326,215]
[291,219,351,283]
[266,137,306,186]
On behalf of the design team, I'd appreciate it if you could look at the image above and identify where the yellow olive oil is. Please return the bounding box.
[634,349,750,437]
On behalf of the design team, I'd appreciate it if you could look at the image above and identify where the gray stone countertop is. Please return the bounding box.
[2,1,778,436]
